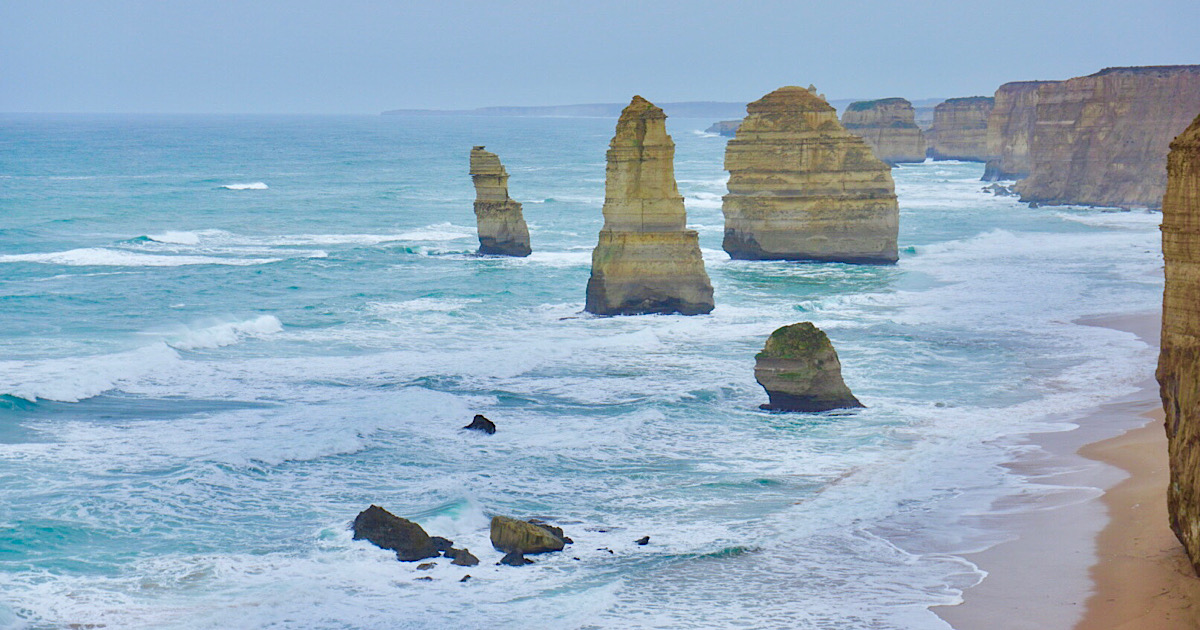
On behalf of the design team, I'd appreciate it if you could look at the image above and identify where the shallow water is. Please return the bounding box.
[0,114,1163,629]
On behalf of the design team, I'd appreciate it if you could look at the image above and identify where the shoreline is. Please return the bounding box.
[933,310,1199,629]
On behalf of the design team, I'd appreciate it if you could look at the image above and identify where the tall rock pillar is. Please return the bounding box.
[470,146,531,257]
[722,86,899,264]
[1158,112,1200,574]
[584,96,715,316]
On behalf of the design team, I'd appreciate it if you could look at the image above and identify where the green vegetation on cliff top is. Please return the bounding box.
[756,322,831,359]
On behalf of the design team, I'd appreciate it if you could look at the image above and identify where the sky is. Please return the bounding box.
[2,0,1199,114]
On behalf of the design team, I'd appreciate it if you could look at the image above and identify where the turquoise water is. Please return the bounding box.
[0,114,1163,628]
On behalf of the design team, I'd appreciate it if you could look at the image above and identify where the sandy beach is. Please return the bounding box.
[934,311,1200,629]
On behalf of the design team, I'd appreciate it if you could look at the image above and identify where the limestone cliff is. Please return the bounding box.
[722,86,899,264]
[927,96,993,162]
[706,120,741,137]
[982,81,1058,180]
[1158,112,1200,574]
[841,98,926,165]
[584,96,714,316]
[470,146,531,256]
[1014,66,1200,208]
[755,322,862,412]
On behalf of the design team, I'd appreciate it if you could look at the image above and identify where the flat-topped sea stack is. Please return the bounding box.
[470,146,531,256]
[926,96,994,162]
[1158,112,1200,574]
[584,96,714,316]
[982,81,1059,181]
[1014,66,1200,209]
[755,322,862,412]
[841,98,926,165]
[722,86,899,264]
[706,120,741,137]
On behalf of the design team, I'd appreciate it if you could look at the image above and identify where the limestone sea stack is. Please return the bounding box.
[755,322,862,412]
[1014,66,1200,209]
[722,86,899,264]
[1157,112,1200,574]
[470,146,531,256]
[982,81,1059,181]
[584,96,715,316]
[706,120,741,137]
[841,97,926,165]
[926,96,994,162]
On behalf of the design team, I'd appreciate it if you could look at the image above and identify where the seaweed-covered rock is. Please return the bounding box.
[754,323,863,412]
[490,515,568,554]
[352,505,440,562]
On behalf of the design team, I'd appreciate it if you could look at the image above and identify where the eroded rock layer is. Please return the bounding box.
[927,96,993,162]
[470,146,531,256]
[1158,112,1200,575]
[722,86,899,264]
[841,97,926,165]
[982,81,1058,180]
[1015,66,1200,208]
[755,322,862,412]
[584,96,714,316]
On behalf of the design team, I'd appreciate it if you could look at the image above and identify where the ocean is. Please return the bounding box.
[0,113,1163,629]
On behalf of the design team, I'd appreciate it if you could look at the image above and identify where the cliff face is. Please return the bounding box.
[1158,112,1200,574]
[584,96,715,316]
[983,81,1057,180]
[755,322,863,412]
[469,147,531,256]
[722,86,899,264]
[841,98,926,165]
[927,96,994,162]
[1014,66,1200,208]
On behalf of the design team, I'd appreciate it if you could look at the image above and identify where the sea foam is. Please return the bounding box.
[220,182,268,190]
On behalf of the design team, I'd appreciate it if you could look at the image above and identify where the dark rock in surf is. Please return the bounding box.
[351,505,440,562]
[463,414,496,434]
[431,536,455,554]
[448,548,480,566]
[635,536,650,545]
[416,562,436,571]
[498,551,534,566]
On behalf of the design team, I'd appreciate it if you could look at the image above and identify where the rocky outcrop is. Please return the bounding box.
[1014,66,1200,208]
[352,505,440,561]
[470,146,531,256]
[463,414,495,434]
[927,97,994,162]
[489,516,569,554]
[841,98,926,165]
[982,81,1058,180]
[1158,112,1200,575]
[755,322,862,412]
[585,96,715,316]
[722,86,899,264]
[706,120,741,137]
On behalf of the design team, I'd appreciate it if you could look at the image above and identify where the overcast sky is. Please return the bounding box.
[2,0,1198,114]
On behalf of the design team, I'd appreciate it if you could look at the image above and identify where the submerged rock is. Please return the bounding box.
[754,322,863,412]
[470,146,531,256]
[1159,112,1200,575]
[498,551,534,566]
[584,96,715,316]
[490,515,569,554]
[722,86,899,264]
[841,97,926,165]
[463,414,496,434]
[352,505,440,561]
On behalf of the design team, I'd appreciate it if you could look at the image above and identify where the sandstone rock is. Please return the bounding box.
[462,414,496,434]
[470,146,531,256]
[1158,112,1200,575]
[706,120,741,137]
[841,97,926,165]
[982,81,1059,181]
[755,322,863,412]
[1014,66,1200,208]
[352,505,440,561]
[926,96,994,162]
[584,96,715,316]
[489,515,568,554]
[722,86,899,264]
